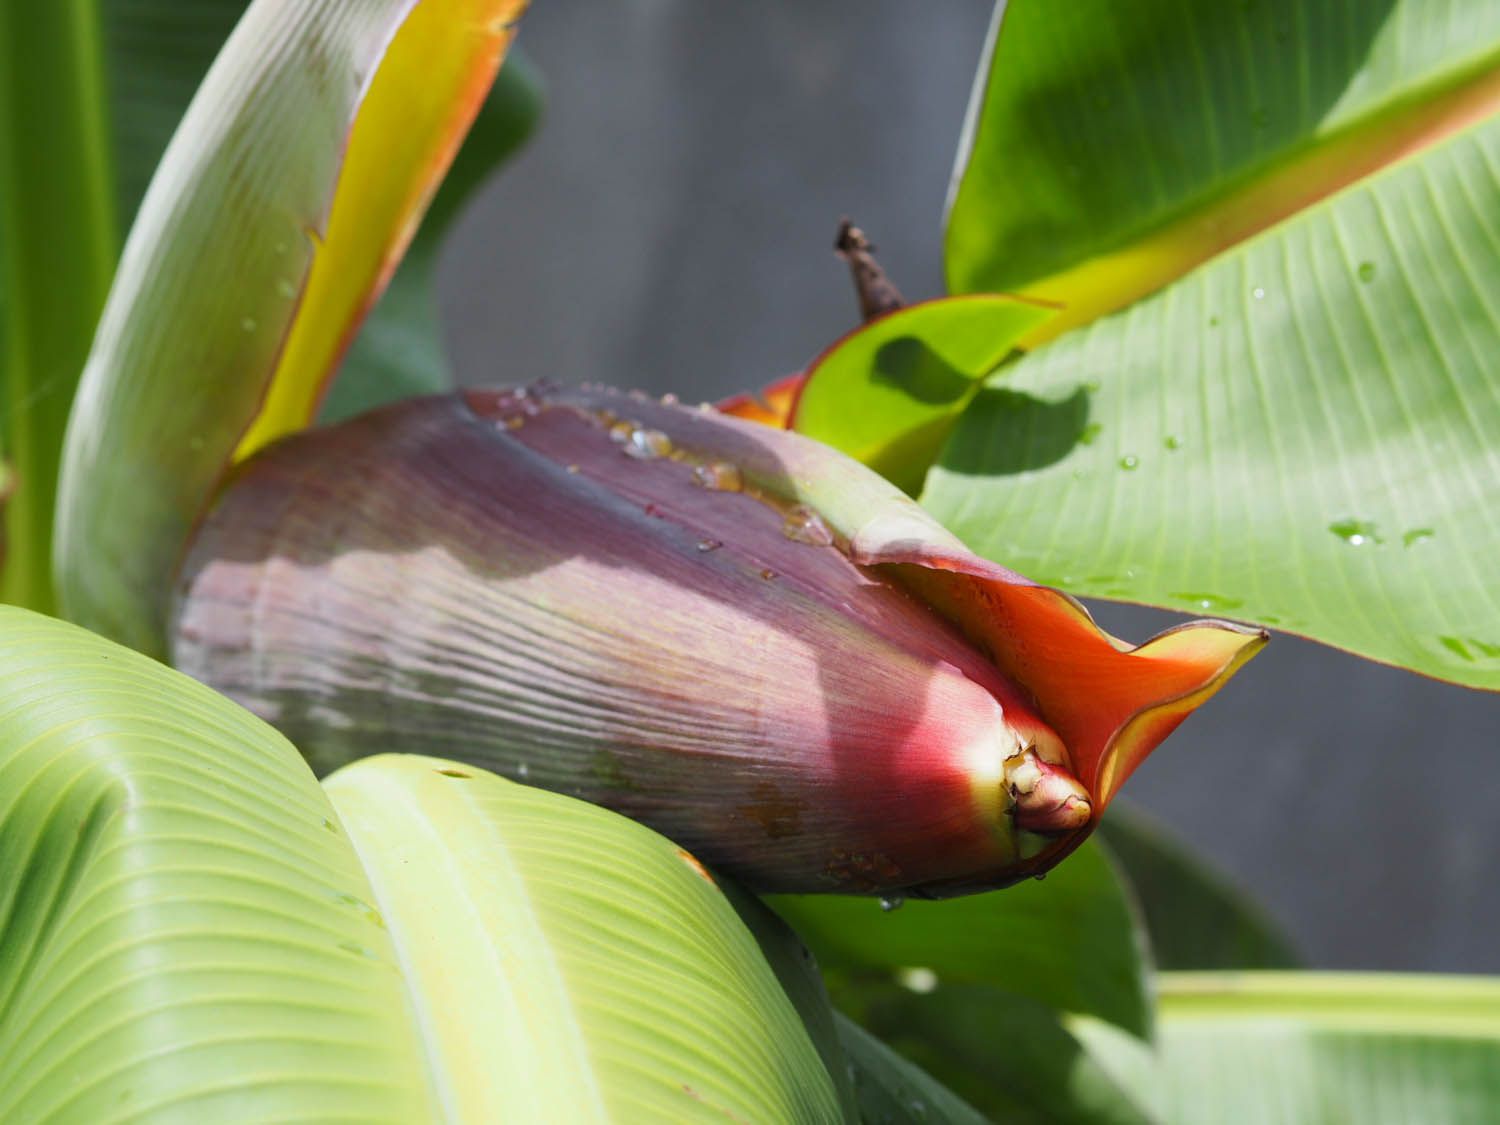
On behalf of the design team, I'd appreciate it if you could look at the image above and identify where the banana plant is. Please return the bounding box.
[5,0,1500,1121]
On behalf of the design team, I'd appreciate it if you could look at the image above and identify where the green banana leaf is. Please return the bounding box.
[771,840,1153,1040]
[3,2,537,618]
[1100,803,1300,971]
[103,0,542,420]
[54,0,531,655]
[1092,972,1500,1123]
[928,107,1500,689]
[787,0,1500,691]
[946,0,1500,340]
[0,606,844,1121]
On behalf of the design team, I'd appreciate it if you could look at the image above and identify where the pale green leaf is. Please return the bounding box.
[326,754,844,1122]
[0,607,432,1122]
[1092,972,1500,1123]
[0,607,843,1121]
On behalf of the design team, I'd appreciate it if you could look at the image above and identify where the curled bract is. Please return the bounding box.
[173,383,1264,896]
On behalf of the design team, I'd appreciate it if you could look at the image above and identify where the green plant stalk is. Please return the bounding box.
[0,0,116,613]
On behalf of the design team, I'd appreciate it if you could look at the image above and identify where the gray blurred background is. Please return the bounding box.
[437,3,1500,972]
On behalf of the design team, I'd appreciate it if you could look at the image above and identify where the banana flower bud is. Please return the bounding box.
[173,384,1264,896]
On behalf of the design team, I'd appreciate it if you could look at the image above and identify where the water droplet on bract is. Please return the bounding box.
[276,279,296,299]
[517,762,530,779]
[1403,527,1434,548]
[566,463,580,474]
[322,817,338,833]
[623,428,673,460]
[782,505,834,546]
[241,316,257,332]
[608,421,635,444]
[1358,261,1377,283]
[273,240,288,256]
[1209,316,1220,327]
[1252,287,1266,300]
[692,461,743,492]
[1329,518,1382,546]
[660,392,679,405]
[697,538,722,552]
[1079,422,1102,446]
[1119,454,1140,470]
[1164,434,1183,451]
[879,895,906,913]
[1083,379,1102,394]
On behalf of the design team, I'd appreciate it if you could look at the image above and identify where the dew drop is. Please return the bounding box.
[1118,454,1140,471]
[623,428,673,460]
[1078,422,1102,446]
[1083,379,1102,394]
[1163,434,1183,451]
[1252,287,1266,300]
[1329,518,1382,546]
[692,460,743,492]
[1208,316,1220,328]
[241,316,257,332]
[782,505,834,546]
[321,817,338,833]
[660,392,679,405]
[696,538,722,552]
[879,895,906,913]
[566,463,581,474]
[517,762,530,779]
[1357,261,1377,283]
[896,967,939,994]
[276,279,296,299]
[608,421,635,444]
[1169,591,1245,612]
[1402,527,1435,548]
